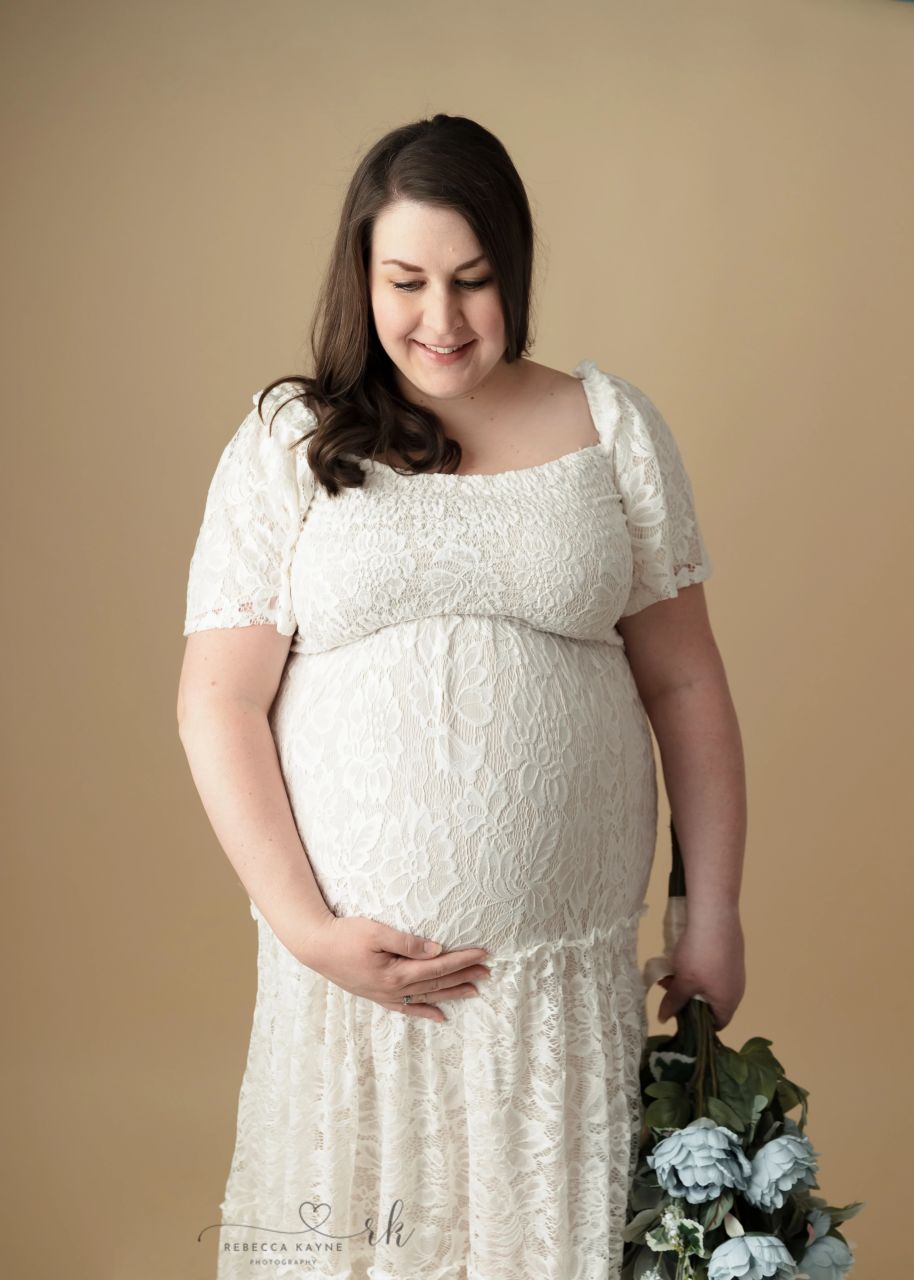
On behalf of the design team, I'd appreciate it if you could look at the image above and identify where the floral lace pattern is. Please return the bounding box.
[182,360,713,1279]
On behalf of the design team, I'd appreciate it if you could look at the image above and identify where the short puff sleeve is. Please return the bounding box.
[579,362,713,617]
[182,383,317,636]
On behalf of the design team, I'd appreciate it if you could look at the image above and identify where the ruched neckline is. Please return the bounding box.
[360,439,606,486]
[257,358,613,486]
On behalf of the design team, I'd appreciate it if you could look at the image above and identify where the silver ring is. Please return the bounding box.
[402,994,414,1005]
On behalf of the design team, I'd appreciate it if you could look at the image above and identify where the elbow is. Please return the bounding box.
[176,689,269,738]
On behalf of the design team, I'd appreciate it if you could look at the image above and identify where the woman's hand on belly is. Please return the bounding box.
[296,915,492,1023]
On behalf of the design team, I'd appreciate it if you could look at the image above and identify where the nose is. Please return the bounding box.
[422,286,465,340]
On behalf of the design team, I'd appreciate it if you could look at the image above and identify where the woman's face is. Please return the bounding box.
[368,199,508,404]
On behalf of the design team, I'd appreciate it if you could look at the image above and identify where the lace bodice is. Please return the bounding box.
[183,359,713,643]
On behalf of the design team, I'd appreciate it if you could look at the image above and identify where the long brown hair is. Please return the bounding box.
[255,113,538,495]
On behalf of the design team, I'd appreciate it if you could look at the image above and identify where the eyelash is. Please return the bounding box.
[391,278,492,293]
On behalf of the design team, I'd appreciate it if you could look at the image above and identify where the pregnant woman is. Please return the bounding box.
[177,113,747,1280]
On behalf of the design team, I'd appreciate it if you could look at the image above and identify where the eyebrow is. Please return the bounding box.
[380,254,488,272]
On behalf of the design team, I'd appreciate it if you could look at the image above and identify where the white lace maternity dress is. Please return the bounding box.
[182,358,713,1280]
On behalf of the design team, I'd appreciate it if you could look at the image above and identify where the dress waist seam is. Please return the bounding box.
[486,904,648,967]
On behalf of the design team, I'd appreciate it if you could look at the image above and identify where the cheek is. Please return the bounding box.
[473,294,506,338]
[369,287,392,326]
[371,290,413,338]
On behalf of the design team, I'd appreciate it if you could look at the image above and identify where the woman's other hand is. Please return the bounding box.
[656,909,746,1031]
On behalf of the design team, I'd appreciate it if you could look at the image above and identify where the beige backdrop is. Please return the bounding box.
[3,0,911,1276]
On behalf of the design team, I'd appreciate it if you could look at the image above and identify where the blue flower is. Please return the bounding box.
[798,1233,854,1280]
[806,1208,832,1241]
[707,1234,798,1279]
[744,1128,820,1211]
[647,1117,752,1205]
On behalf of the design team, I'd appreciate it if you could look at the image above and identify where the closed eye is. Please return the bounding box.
[392,278,492,292]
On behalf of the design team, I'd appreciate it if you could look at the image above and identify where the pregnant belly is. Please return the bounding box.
[268,615,658,954]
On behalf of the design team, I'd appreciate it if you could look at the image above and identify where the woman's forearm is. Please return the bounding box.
[178,698,334,956]
[641,672,747,924]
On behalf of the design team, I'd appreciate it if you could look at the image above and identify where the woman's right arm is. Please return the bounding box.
[177,623,493,1020]
[177,624,335,963]
[178,389,491,1016]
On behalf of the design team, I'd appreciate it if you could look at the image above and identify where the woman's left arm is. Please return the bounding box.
[617,581,748,1028]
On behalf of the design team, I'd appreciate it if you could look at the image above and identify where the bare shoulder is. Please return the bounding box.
[519,359,599,447]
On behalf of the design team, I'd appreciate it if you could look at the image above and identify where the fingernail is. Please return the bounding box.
[423,941,442,955]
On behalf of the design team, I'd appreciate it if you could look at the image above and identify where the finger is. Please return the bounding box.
[377,929,491,963]
[657,987,674,1020]
[390,949,490,988]
[398,983,481,1007]
[657,993,685,1022]
[380,980,483,1019]
[399,966,490,1000]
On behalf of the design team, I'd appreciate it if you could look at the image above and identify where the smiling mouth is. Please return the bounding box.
[415,340,474,353]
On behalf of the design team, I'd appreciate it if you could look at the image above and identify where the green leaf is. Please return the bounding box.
[679,1218,709,1258]
[645,1094,691,1130]
[826,1200,867,1225]
[744,1094,768,1144]
[646,1048,698,1088]
[780,1195,808,1240]
[645,1081,688,1099]
[716,1050,750,1086]
[756,1114,781,1144]
[739,1038,786,1077]
[706,1097,747,1132]
[776,1076,810,1128]
[630,1184,665,1213]
[645,1222,678,1252]
[718,1051,779,1114]
[623,1204,664,1242]
[738,1035,774,1055]
[702,1190,734,1231]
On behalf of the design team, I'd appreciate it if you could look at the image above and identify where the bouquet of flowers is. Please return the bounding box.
[621,821,864,1280]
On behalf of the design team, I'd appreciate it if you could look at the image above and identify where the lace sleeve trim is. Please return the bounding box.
[575,359,713,616]
[182,383,316,636]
